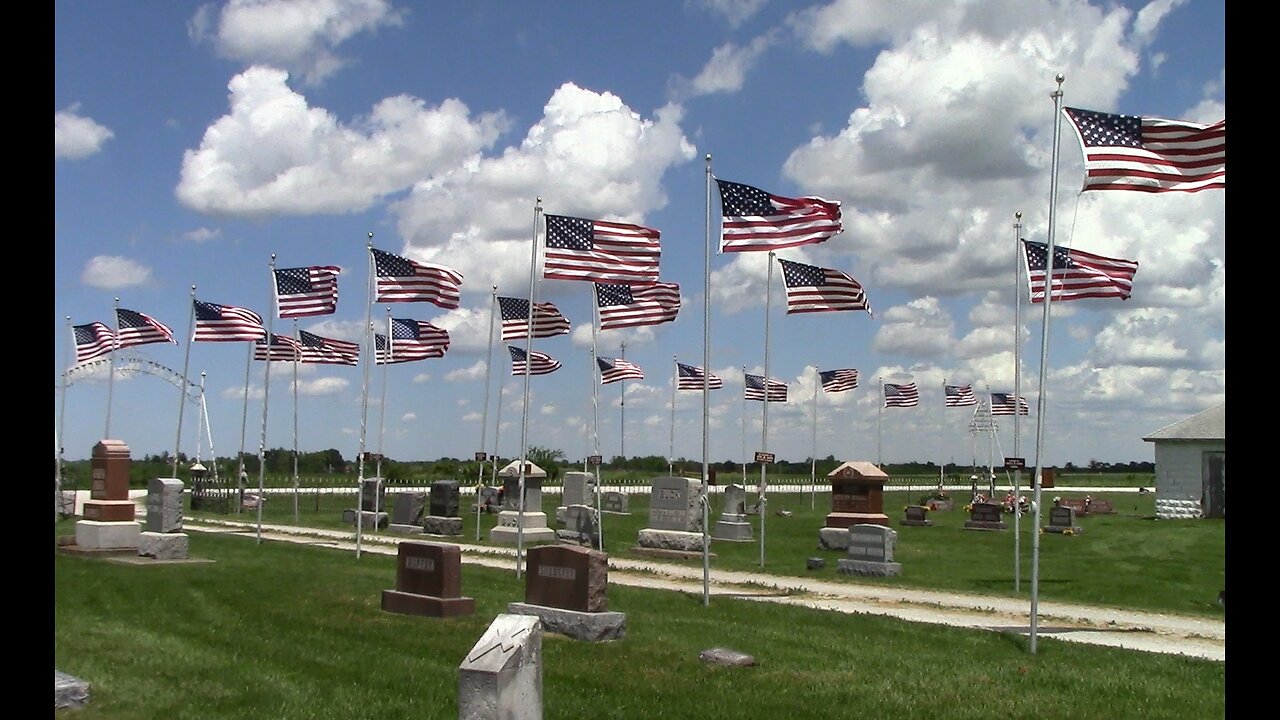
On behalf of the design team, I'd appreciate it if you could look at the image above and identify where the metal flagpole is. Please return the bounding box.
[477,286,497,542]
[877,376,883,469]
[199,375,218,485]
[256,255,279,544]
[1012,211,1024,592]
[58,317,72,523]
[1029,74,1070,650]
[619,341,626,460]
[701,154,712,606]
[375,309,390,524]
[758,250,775,569]
[106,298,119,438]
[492,375,504,489]
[356,233,376,559]
[516,199,542,578]
[235,332,253,514]
[811,366,818,510]
[669,355,677,476]
[290,320,300,522]
[174,286,197,480]
[741,365,747,485]
[590,300,604,552]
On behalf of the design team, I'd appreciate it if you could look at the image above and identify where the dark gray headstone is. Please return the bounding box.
[722,484,747,515]
[360,477,386,512]
[1050,505,1076,527]
[557,504,599,547]
[601,491,629,513]
[430,480,460,518]
[391,491,427,525]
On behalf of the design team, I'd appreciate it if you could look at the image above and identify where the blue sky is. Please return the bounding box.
[54,0,1225,469]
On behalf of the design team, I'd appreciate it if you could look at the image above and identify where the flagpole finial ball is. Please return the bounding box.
[367,232,374,239]
[1056,73,1064,83]
[1016,212,1022,219]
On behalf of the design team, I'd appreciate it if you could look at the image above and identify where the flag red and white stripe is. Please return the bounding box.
[371,247,463,308]
[1023,240,1138,303]
[597,356,644,385]
[116,308,176,348]
[273,265,340,318]
[298,330,359,366]
[498,296,571,341]
[677,362,722,390]
[509,346,561,376]
[596,282,680,330]
[779,258,871,315]
[193,300,267,342]
[73,322,116,364]
[717,178,842,252]
[543,214,660,285]
[253,333,303,362]
[1063,107,1225,193]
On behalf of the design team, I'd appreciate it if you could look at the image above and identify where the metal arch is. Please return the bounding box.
[65,355,204,403]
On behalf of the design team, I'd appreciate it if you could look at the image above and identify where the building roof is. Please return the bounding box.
[826,461,889,479]
[1142,404,1225,442]
[497,459,547,478]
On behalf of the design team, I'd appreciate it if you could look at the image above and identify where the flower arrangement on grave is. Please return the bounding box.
[1062,528,1075,536]
[963,503,974,513]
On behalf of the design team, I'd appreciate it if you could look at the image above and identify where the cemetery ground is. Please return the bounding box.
[54,487,1225,719]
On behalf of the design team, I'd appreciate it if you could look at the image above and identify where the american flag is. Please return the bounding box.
[371,247,463,308]
[778,258,871,315]
[944,383,977,407]
[543,214,661,285]
[253,333,303,362]
[883,382,918,408]
[716,178,842,252]
[1063,107,1225,193]
[596,282,680,330]
[990,393,1029,416]
[497,296,570,341]
[192,300,267,342]
[597,356,644,385]
[115,308,176,348]
[677,362,722,390]
[273,265,340,318]
[73,322,115,364]
[1023,240,1138,303]
[819,368,859,393]
[298,330,359,366]
[508,345,561,376]
[744,373,787,402]
[375,318,450,364]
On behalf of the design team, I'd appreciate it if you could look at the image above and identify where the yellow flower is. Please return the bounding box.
[1063,528,1075,536]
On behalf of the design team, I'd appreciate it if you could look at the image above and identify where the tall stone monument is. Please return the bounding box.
[555,471,593,525]
[507,544,626,642]
[819,461,889,550]
[75,440,141,551]
[490,461,555,545]
[387,491,427,534]
[634,476,705,554]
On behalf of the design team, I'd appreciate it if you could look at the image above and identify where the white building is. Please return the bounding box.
[1142,404,1225,519]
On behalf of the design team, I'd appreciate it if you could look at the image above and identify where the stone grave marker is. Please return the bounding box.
[388,491,427,534]
[507,544,626,642]
[963,501,1008,531]
[900,504,932,527]
[711,484,752,542]
[601,491,629,514]
[457,614,542,720]
[1043,505,1083,535]
[138,477,189,560]
[555,504,599,547]
[75,439,141,551]
[836,524,902,577]
[425,481,463,536]
[381,541,475,617]
[556,472,592,525]
[635,476,704,554]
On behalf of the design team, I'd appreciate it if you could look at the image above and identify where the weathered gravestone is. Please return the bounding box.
[75,439,141,551]
[556,472,593,525]
[343,477,389,529]
[381,541,475,618]
[138,477,189,560]
[388,491,427,534]
[55,670,91,710]
[425,480,463,536]
[458,614,543,720]
[600,490,629,514]
[711,484,753,542]
[491,461,555,544]
[900,504,932,527]
[507,544,626,642]
[476,486,501,514]
[836,524,902,577]
[635,476,705,553]
[1043,505,1083,535]
[555,504,599,548]
[963,501,1008,531]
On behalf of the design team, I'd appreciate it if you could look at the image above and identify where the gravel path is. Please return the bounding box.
[182,516,1225,663]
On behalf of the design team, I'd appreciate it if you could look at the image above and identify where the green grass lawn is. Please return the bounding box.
[194,486,1224,619]
[54,526,1224,720]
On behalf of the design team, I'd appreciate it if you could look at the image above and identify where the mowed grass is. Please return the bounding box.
[216,487,1225,618]
[54,525,1223,720]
